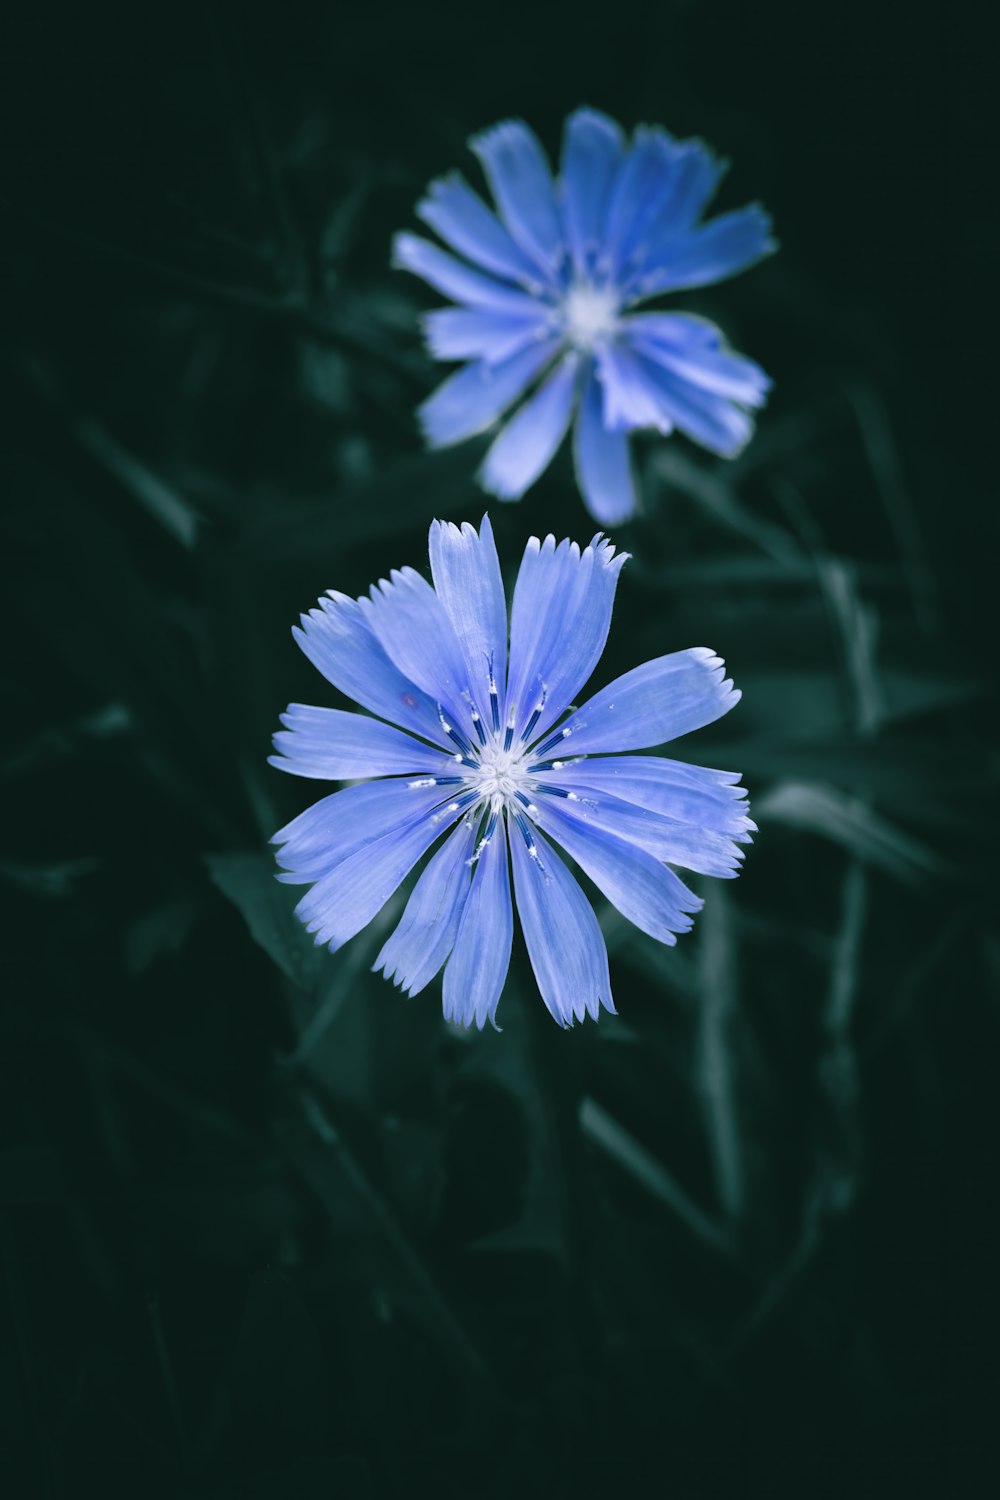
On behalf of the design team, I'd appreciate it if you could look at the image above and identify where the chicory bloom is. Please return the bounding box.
[394,108,775,523]
[271,518,752,1028]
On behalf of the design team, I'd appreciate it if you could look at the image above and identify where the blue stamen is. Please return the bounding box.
[520,691,547,744]
[532,724,574,758]
[437,703,475,758]
[527,755,585,774]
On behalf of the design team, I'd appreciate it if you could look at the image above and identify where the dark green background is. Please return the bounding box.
[2,2,996,1496]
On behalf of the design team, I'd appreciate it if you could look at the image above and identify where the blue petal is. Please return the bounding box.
[531,798,702,945]
[416,172,546,288]
[269,705,452,781]
[626,347,757,456]
[507,531,628,744]
[550,648,740,757]
[624,314,771,405]
[594,342,673,432]
[273,778,453,885]
[545,755,753,837]
[422,306,550,365]
[293,592,449,748]
[393,232,541,310]
[364,567,480,728]
[605,127,680,276]
[572,363,638,524]
[442,826,512,1029]
[374,819,477,996]
[614,140,727,294]
[560,107,625,276]
[470,120,565,274]
[643,138,727,236]
[630,204,776,298]
[291,798,461,952]
[532,781,748,878]
[428,516,509,717]
[480,352,580,501]
[598,340,756,455]
[509,821,614,1025]
[417,338,561,448]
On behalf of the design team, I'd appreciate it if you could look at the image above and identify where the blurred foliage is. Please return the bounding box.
[1,1,997,1497]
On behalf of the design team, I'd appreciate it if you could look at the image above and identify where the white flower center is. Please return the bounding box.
[471,736,532,808]
[562,282,620,350]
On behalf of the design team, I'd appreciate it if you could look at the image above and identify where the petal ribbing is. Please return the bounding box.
[374,820,477,996]
[442,827,513,1029]
[507,531,628,742]
[549,648,740,757]
[531,796,702,945]
[509,821,614,1025]
[292,593,448,748]
[270,705,451,781]
[428,516,509,717]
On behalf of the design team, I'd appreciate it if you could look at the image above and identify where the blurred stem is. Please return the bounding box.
[845,379,941,637]
[696,886,746,1225]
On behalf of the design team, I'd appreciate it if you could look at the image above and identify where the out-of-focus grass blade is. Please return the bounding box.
[816,860,867,1181]
[19,355,199,546]
[756,781,953,883]
[580,1097,737,1261]
[845,378,940,635]
[818,557,884,735]
[648,447,802,566]
[206,850,322,991]
[696,888,746,1224]
[711,736,990,828]
[74,419,200,548]
[283,1086,497,1390]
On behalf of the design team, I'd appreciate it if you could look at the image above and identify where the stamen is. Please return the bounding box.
[520,687,547,744]
[437,702,475,758]
[481,650,503,735]
[407,775,463,789]
[503,706,516,753]
[513,811,546,871]
[466,807,500,866]
[431,790,480,824]
[532,723,575,758]
[470,706,488,746]
[535,784,595,806]
[527,755,586,773]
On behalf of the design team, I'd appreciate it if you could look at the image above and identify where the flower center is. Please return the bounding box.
[562,282,620,350]
[471,736,531,808]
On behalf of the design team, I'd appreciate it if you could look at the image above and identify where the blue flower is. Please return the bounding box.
[270,518,753,1029]
[394,109,775,524]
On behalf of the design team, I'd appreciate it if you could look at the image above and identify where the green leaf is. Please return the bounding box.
[755,781,953,883]
[206,849,323,989]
